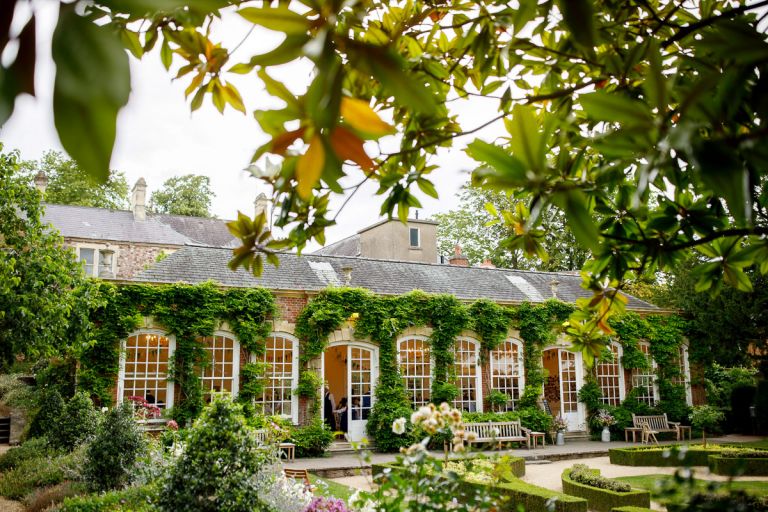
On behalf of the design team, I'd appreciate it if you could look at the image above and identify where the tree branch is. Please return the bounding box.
[662,0,768,48]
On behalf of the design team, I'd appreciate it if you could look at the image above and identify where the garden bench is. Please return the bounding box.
[284,468,314,491]
[460,420,540,450]
[255,429,296,461]
[629,414,684,441]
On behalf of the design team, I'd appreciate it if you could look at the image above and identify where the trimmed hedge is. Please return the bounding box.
[373,461,587,512]
[709,455,768,476]
[608,446,716,467]
[611,507,655,512]
[561,468,650,512]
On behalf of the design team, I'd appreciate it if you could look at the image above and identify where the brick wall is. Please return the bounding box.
[275,295,309,323]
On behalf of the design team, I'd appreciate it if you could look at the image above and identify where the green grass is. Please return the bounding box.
[726,438,768,450]
[615,474,768,504]
[309,474,358,502]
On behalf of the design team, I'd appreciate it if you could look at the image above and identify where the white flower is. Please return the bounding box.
[101,407,108,413]
[392,417,406,435]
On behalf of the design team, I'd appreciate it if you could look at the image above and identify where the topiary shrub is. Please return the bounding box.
[689,405,725,447]
[157,397,278,512]
[28,388,65,440]
[50,391,100,451]
[568,464,631,492]
[561,465,650,512]
[288,416,334,458]
[84,403,146,491]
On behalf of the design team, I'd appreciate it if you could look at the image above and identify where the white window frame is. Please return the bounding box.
[75,243,117,277]
[631,341,658,406]
[672,343,693,406]
[490,338,525,410]
[198,332,240,400]
[397,335,432,407]
[409,227,420,248]
[454,336,482,413]
[118,329,175,409]
[596,341,625,405]
[254,332,299,424]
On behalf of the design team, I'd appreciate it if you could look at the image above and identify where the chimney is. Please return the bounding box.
[131,178,147,221]
[550,278,560,299]
[341,266,353,286]
[34,171,48,196]
[448,245,469,267]
[479,259,495,269]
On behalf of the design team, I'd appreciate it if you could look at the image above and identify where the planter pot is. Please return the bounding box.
[601,427,611,442]
[556,431,565,445]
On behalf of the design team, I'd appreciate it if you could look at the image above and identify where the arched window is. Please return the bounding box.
[631,341,657,406]
[256,333,298,422]
[198,334,240,402]
[398,337,431,407]
[671,343,692,405]
[596,342,624,405]
[490,339,524,410]
[454,338,481,412]
[119,331,174,408]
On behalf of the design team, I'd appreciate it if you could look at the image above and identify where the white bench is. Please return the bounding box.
[631,413,684,441]
[255,428,296,461]
[461,420,541,450]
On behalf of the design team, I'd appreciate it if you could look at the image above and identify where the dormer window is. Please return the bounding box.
[409,227,420,248]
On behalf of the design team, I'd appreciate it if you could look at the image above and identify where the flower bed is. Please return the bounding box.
[373,459,587,512]
[709,452,768,476]
[608,445,720,467]
[561,466,650,512]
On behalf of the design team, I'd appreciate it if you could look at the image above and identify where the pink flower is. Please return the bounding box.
[166,420,179,431]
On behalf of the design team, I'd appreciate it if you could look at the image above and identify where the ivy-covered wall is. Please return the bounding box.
[79,281,275,424]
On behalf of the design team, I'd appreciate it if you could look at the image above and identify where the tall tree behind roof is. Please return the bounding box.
[21,150,129,210]
[148,174,215,218]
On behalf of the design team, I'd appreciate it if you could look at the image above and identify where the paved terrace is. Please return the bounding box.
[285,435,763,477]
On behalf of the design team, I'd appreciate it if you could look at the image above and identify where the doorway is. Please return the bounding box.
[542,347,585,431]
[322,342,378,442]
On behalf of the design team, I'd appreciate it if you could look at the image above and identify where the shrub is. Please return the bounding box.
[462,407,553,434]
[0,436,53,471]
[578,380,602,412]
[35,357,77,399]
[432,382,459,404]
[157,397,278,512]
[561,466,650,512]
[709,453,768,476]
[289,416,334,457]
[60,484,158,512]
[84,402,146,491]
[487,390,509,411]
[609,446,718,467]
[50,391,100,451]
[666,491,768,512]
[0,447,85,500]
[23,481,88,512]
[367,384,413,452]
[689,405,725,447]
[755,380,768,435]
[28,388,65,440]
[0,373,36,411]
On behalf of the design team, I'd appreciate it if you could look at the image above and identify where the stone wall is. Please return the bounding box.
[114,242,180,279]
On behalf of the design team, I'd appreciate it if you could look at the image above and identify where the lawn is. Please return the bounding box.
[727,438,768,450]
[615,474,768,503]
[309,474,358,503]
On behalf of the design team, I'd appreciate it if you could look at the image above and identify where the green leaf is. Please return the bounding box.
[580,91,654,127]
[506,104,545,173]
[230,35,309,72]
[120,29,143,58]
[99,0,229,16]
[557,0,595,49]
[466,139,528,185]
[257,69,299,109]
[416,178,439,199]
[643,41,667,112]
[552,190,600,252]
[160,39,173,70]
[693,140,751,225]
[723,263,753,292]
[52,7,130,183]
[238,6,310,35]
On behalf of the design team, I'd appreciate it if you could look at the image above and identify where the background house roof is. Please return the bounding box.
[132,245,658,311]
[42,204,237,248]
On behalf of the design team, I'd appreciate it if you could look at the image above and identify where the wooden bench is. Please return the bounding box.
[255,429,296,461]
[630,413,684,441]
[460,420,540,449]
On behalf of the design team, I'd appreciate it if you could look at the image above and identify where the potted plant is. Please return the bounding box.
[595,409,616,442]
[553,415,568,445]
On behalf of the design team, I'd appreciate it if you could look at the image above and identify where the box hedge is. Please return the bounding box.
[373,460,587,512]
[709,454,768,476]
[608,446,716,466]
[561,467,650,512]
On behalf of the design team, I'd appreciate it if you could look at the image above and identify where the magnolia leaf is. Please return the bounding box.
[557,0,595,49]
[340,97,395,137]
[507,104,545,174]
[52,6,130,183]
[552,190,600,252]
[296,136,325,199]
[466,139,527,184]
[238,6,310,35]
[330,126,375,171]
[580,91,654,127]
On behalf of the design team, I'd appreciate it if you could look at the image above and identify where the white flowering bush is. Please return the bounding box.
[255,464,312,512]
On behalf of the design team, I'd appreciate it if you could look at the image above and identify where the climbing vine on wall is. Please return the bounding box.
[78,281,275,424]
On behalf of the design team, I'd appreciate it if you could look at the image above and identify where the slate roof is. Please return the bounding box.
[42,204,237,248]
[133,246,658,311]
[312,234,361,257]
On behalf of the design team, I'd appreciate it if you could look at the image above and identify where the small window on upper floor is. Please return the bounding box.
[409,227,420,248]
[79,248,95,275]
[77,246,116,278]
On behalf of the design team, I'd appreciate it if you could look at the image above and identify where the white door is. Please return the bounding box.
[558,349,584,431]
[347,345,375,442]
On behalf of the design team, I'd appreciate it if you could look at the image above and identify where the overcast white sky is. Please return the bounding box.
[0,3,506,250]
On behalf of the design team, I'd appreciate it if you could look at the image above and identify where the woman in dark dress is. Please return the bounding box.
[335,397,348,433]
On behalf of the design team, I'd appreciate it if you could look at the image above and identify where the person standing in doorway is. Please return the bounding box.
[324,387,336,431]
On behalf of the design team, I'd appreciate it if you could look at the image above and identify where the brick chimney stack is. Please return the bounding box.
[131,178,147,221]
[478,259,495,269]
[448,245,469,267]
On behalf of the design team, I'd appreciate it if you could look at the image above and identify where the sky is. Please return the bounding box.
[0,3,506,251]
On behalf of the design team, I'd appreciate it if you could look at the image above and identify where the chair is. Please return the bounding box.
[641,421,658,445]
[284,468,314,491]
